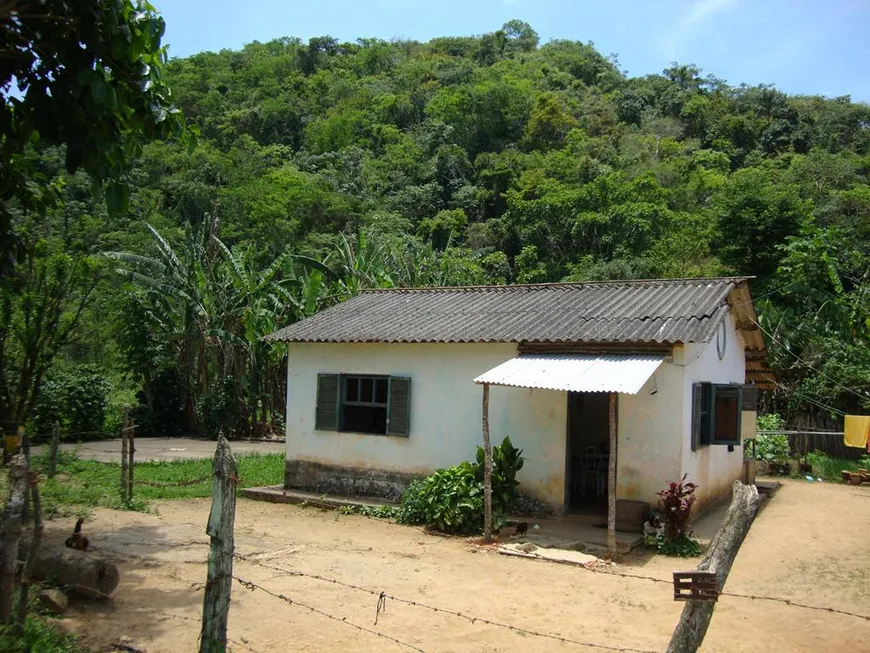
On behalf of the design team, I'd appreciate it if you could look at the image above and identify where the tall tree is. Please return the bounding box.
[0,0,192,274]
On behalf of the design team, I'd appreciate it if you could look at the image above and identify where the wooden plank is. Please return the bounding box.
[673,571,719,602]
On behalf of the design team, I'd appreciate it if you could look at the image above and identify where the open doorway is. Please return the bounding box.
[566,392,611,516]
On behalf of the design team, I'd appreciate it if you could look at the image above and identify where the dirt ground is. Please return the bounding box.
[43,479,870,653]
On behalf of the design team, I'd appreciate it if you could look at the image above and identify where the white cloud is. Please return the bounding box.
[683,0,738,28]
[662,0,739,61]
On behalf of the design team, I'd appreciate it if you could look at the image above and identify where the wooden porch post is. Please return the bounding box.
[607,392,618,557]
[482,383,493,543]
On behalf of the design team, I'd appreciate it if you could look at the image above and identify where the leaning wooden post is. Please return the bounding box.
[481,383,493,543]
[48,420,60,479]
[15,468,43,632]
[127,412,135,502]
[0,454,28,624]
[120,407,129,504]
[199,435,238,653]
[667,481,760,653]
[607,393,618,557]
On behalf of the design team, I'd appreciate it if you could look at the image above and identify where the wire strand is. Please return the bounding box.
[233,575,428,653]
[234,554,659,652]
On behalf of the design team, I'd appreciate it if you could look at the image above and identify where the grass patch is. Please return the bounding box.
[0,615,87,653]
[805,451,870,483]
[27,449,284,515]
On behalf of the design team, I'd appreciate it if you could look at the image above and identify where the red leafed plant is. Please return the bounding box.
[656,474,697,543]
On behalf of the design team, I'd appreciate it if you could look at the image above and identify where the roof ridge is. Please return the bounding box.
[360,277,751,294]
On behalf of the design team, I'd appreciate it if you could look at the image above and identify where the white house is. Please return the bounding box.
[266,278,773,526]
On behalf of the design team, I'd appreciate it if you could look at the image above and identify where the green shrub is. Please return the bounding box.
[197,375,245,439]
[755,412,791,464]
[0,611,87,652]
[650,533,702,557]
[131,368,186,436]
[395,436,525,534]
[475,435,525,515]
[32,364,110,441]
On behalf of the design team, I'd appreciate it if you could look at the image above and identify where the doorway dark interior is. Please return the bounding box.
[566,392,610,516]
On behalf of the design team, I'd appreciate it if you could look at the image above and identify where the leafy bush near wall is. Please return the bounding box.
[396,436,525,534]
[32,364,110,441]
[756,412,792,463]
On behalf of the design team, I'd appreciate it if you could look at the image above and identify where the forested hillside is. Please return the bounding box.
[6,20,870,438]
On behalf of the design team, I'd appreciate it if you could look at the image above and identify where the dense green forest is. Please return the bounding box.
[3,18,870,440]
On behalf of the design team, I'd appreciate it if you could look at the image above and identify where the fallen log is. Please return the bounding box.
[17,543,119,598]
[666,481,760,653]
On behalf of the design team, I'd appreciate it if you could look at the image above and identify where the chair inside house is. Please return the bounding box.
[567,392,610,516]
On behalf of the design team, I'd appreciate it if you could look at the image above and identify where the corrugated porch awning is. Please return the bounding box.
[473,353,664,394]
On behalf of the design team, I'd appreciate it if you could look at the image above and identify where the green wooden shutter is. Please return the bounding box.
[691,383,702,451]
[315,374,340,431]
[387,376,411,437]
[742,385,759,412]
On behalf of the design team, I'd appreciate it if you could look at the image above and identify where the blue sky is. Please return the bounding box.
[157,0,870,101]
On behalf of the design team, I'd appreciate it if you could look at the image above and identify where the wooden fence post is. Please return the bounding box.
[481,383,493,543]
[48,421,60,479]
[127,412,135,502]
[199,435,238,653]
[607,393,618,557]
[16,468,43,632]
[666,481,760,653]
[0,454,28,624]
[120,407,129,504]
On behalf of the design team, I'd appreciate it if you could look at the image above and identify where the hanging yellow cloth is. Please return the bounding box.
[844,415,870,448]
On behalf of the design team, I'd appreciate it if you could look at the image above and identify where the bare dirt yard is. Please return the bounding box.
[43,478,870,653]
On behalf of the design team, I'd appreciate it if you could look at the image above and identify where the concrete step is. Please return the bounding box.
[241,485,396,510]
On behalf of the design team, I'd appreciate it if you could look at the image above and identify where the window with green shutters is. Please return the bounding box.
[315,373,411,437]
[691,382,743,450]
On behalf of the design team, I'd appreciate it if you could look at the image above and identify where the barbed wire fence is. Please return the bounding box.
[82,526,870,651]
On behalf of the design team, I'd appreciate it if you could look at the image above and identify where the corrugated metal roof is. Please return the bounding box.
[265,277,750,345]
[473,354,664,394]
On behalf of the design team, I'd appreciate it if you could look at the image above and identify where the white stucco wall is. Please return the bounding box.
[680,312,747,511]
[285,342,568,506]
[284,310,748,513]
[616,354,684,505]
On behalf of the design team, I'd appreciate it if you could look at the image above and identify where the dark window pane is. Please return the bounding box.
[375,378,388,404]
[346,377,359,403]
[342,405,387,434]
[715,392,739,441]
[360,377,374,403]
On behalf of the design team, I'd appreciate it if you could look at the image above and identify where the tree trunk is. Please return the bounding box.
[481,384,493,543]
[48,420,60,479]
[199,435,238,653]
[607,393,618,557]
[16,469,43,631]
[21,426,30,522]
[16,544,120,598]
[0,454,27,624]
[666,481,760,653]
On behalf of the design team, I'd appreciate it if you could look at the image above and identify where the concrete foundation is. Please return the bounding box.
[285,459,419,502]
